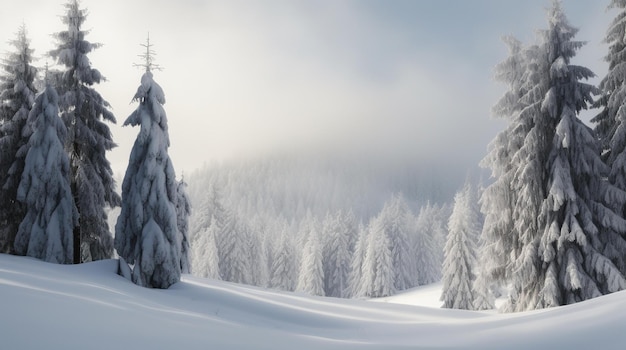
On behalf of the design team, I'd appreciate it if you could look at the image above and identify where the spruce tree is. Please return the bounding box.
[49,0,120,262]
[592,0,626,274]
[413,203,444,285]
[296,221,325,296]
[441,185,478,310]
[270,226,296,291]
[480,35,531,288]
[347,223,368,298]
[483,0,626,311]
[114,38,181,289]
[14,81,78,264]
[322,211,355,298]
[360,216,395,298]
[0,25,38,253]
[192,216,221,279]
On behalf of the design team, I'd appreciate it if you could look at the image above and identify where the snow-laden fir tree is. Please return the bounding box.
[413,203,445,285]
[347,223,368,298]
[192,216,221,279]
[592,0,626,274]
[216,211,252,284]
[270,225,297,291]
[480,35,531,289]
[483,0,626,311]
[49,0,120,262]
[176,177,192,274]
[359,216,396,298]
[441,184,479,310]
[378,194,416,291]
[531,0,626,307]
[114,38,181,289]
[246,216,269,287]
[322,211,356,298]
[13,81,78,264]
[296,220,325,296]
[0,25,38,253]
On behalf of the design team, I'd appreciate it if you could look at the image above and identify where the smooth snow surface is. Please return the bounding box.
[1,254,625,349]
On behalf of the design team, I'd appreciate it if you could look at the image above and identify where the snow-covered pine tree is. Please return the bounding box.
[296,221,325,296]
[322,211,355,298]
[176,177,192,274]
[270,225,297,291]
[532,0,626,307]
[49,0,120,262]
[114,38,181,289]
[14,81,78,264]
[192,216,221,280]
[485,0,626,311]
[216,211,252,285]
[360,216,395,298]
[413,203,444,285]
[378,194,416,291]
[246,215,269,287]
[0,25,38,253]
[480,35,531,289]
[347,223,368,298]
[592,0,626,274]
[440,185,478,310]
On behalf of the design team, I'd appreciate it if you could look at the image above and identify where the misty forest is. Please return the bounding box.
[4,0,626,328]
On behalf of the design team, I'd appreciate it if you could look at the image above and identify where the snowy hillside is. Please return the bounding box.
[2,254,625,349]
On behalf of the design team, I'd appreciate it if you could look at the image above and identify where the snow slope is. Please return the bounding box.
[1,254,625,349]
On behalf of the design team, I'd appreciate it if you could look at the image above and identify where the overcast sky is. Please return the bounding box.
[0,0,613,177]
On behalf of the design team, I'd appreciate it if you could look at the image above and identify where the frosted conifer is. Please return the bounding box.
[296,223,325,296]
[441,185,478,310]
[114,38,180,289]
[0,25,38,253]
[49,0,120,262]
[592,0,626,274]
[14,82,78,264]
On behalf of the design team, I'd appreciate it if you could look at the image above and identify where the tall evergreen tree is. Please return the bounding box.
[176,177,192,274]
[441,185,479,310]
[592,0,626,274]
[480,35,531,288]
[114,38,180,289]
[483,0,626,311]
[216,211,252,284]
[322,211,355,298]
[347,223,368,298]
[270,226,297,291]
[359,216,395,298]
[413,203,445,285]
[14,81,78,264]
[0,25,38,253]
[378,194,416,291]
[296,221,325,296]
[192,216,221,280]
[49,0,120,262]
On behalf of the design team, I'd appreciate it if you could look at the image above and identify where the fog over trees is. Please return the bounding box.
[4,0,626,317]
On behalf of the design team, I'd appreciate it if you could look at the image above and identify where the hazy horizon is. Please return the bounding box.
[0,0,612,178]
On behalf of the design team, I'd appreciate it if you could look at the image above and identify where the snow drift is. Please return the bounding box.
[1,253,624,349]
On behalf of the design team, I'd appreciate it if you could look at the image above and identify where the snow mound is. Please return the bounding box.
[1,254,625,349]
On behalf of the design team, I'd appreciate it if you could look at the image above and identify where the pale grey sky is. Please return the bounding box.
[0,0,613,177]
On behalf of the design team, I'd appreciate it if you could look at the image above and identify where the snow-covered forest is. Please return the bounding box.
[4,4,626,348]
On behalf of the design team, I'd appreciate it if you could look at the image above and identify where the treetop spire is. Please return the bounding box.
[134,33,162,73]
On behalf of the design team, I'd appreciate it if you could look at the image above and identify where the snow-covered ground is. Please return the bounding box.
[2,254,625,349]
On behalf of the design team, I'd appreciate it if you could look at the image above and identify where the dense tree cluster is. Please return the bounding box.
[190,181,451,299]
[0,1,188,289]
